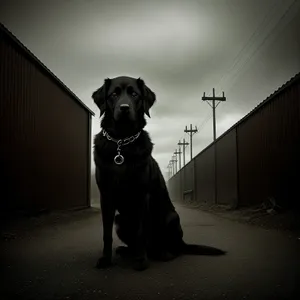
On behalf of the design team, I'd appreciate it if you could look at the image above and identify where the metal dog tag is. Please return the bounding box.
[114,154,124,165]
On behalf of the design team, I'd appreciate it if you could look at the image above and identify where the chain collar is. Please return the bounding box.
[102,130,141,165]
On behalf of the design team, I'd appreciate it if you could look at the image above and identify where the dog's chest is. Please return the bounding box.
[99,161,148,190]
[111,163,135,181]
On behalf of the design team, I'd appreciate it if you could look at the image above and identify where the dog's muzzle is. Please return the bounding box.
[114,103,135,121]
[120,104,130,112]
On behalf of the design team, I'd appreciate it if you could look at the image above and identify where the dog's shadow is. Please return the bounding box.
[111,245,182,271]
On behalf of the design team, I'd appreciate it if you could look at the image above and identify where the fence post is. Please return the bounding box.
[234,127,240,209]
[214,141,217,205]
[179,168,183,203]
[193,157,197,204]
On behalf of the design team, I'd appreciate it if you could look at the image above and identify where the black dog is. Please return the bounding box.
[93,76,226,271]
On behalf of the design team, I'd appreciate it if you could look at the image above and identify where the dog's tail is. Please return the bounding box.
[181,242,227,256]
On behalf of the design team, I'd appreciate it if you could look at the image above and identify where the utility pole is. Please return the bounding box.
[169,160,174,177]
[174,148,182,170]
[167,163,172,179]
[184,124,198,161]
[202,88,226,204]
[202,88,226,141]
[172,155,178,174]
[178,139,189,167]
[169,162,173,178]
[170,157,177,175]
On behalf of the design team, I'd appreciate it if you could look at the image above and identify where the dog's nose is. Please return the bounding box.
[120,104,130,112]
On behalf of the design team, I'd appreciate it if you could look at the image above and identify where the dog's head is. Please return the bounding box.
[92,76,156,123]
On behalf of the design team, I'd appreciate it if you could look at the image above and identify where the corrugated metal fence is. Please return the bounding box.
[168,73,300,209]
[0,24,93,214]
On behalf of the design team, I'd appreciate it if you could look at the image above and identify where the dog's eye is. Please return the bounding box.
[131,91,138,98]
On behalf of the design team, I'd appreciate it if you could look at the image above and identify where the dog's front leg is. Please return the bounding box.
[132,194,150,271]
[96,198,115,269]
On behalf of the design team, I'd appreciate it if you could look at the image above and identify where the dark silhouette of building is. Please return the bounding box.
[0,23,95,217]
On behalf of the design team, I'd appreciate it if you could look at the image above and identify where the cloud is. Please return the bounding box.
[1,0,299,175]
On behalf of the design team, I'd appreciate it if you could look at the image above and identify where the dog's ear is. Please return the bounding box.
[92,78,111,117]
[137,77,156,118]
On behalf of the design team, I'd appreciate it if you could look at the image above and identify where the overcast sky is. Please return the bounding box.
[1,0,300,178]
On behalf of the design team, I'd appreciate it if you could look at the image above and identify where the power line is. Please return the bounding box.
[167,1,293,170]
[215,0,281,92]
[183,1,292,160]
[225,0,299,94]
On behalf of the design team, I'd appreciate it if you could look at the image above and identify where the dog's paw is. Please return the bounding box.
[96,256,113,269]
[160,251,176,262]
[133,256,149,271]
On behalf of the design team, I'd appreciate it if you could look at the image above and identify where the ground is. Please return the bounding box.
[184,202,300,234]
[1,205,299,300]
